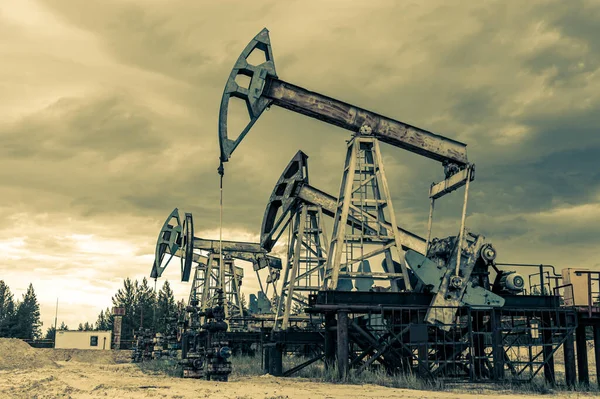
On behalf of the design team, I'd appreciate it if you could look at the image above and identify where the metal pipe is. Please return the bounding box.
[539,264,545,296]
[53,298,58,348]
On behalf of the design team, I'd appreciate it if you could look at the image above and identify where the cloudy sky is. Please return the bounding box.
[1,0,599,332]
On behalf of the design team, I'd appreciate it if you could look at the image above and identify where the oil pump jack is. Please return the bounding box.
[262,150,524,334]
[218,28,515,330]
[151,208,282,320]
[150,208,283,379]
[209,29,587,385]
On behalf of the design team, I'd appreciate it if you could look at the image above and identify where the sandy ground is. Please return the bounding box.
[1,359,596,399]
[0,340,597,399]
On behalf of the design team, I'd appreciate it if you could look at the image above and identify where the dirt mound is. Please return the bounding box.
[38,348,132,364]
[0,338,58,370]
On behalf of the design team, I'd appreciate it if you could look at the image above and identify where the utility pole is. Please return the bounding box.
[53,298,58,348]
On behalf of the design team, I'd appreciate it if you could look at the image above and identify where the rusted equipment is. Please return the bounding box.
[131,328,154,363]
[218,28,469,169]
[262,151,328,332]
[151,209,281,289]
[206,28,600,388]
[112,307,125,350]
[263,151,507,332]
[180,289,232,380]
[164,314,180,359]
[219,28,492,325]
[323,130,413,291]
[151,208,282,321]
[149,209,285,380]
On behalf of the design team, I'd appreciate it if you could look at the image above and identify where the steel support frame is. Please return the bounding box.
[324,134,411,291]
[274,204,328,332]
[299,301,577,385]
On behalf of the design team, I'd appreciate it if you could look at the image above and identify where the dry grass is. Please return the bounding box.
[230,354,600,395]
[134,354,600,395]
[135,358,182,377]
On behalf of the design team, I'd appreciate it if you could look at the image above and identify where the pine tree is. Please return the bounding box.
[104,307,114,330]
[83,322,92,331]
[13,283,42,340]
[112,278,137,343]
[95,310,111,330]
[155,281,177,334]
[135,277,157,331]
[77,323,84,331]
[0,281,16,337]
[58,321,68,330]
[45,326,56,340]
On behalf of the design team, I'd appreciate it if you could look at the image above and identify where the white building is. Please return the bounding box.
[55,330,112,350]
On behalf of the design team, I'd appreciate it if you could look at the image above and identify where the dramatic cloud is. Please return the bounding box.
[1,0,599,329]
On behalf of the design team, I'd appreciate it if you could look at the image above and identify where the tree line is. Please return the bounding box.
[0,281,42,340]
[63,277,180,344]
[93,277,180,344]
[0,278,179,344]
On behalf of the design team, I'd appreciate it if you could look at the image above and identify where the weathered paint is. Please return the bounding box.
[55,330,112,350]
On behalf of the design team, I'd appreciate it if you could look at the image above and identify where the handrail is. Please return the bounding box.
[567,270,600,317]
[496,263,561,296]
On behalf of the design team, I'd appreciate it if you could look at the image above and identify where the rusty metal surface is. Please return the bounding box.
[193,237,265,253]
[151,208,182,280]
[425,232,489,329]
[265,79,469,165]
[151,209,282,283]
[219,28,468,168]
[299,185,426,254]
[219,28,277,162]
[260,151,309,251]
[429,165,475,200]
[260,152,427,255]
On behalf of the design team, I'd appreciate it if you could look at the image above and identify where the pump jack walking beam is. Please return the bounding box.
[219,28,470,172]
[151,208,282,283]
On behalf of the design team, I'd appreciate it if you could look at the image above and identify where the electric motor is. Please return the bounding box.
[499,271,525,293]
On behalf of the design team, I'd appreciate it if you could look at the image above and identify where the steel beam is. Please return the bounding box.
[575,324,589,386]
[491,309,504,380]
[429,167,474,200]
[337,310,349,379]
[265,79,468,165]
[541,313,556,385]
[564,331,576,387]
[219,28,469,169]
[298,185,427,254]
[594,326,600,388]
[324,313,336,369]
[193,238,264,253]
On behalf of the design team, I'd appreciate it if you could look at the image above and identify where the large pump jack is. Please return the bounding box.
[264,151,515,331]
[218,29,516,329]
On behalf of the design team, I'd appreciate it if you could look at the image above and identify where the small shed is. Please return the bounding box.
[55,330,112,350]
